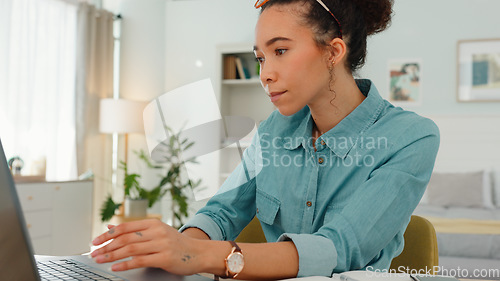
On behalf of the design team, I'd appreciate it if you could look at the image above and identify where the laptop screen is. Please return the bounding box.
[0,139,40,280]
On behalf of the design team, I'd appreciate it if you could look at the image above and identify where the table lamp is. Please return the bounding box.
[99,98,146,163]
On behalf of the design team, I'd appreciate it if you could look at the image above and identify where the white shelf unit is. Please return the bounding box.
[216,43,275,185]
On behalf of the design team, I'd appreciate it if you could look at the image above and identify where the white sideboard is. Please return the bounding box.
[15,180,93,255]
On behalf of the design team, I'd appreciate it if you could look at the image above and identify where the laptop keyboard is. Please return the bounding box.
[37,259,124,281]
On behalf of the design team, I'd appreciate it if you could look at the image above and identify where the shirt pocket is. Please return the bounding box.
[256,189,281,225]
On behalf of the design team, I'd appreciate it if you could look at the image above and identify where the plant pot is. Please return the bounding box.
[124,198,148,218]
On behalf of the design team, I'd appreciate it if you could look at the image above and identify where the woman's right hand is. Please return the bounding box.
[90,219,207,275]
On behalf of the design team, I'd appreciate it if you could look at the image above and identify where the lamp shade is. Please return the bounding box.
[99,98,146,134]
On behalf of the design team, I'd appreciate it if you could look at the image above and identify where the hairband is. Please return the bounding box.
[254,0,343,39]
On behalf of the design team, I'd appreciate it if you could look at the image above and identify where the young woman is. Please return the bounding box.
[91,0,440,279]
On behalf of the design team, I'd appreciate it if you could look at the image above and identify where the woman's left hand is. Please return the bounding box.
[90,219,203,275]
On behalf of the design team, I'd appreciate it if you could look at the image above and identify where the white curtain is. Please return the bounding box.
[75,2,115,237]
[0,0,78,181]
[0,0,114,234]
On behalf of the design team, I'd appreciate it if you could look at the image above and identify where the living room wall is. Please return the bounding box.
[164,0,259,90]
[360,0,500,116]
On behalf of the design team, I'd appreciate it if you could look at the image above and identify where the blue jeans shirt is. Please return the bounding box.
[180,79,440,277]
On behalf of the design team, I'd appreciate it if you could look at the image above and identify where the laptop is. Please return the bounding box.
[0,139,213,281]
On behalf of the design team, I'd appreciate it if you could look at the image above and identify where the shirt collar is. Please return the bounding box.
[282,108,314,150]
[283,79,385,158]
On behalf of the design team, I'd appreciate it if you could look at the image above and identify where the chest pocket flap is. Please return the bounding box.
[256,189,280,225]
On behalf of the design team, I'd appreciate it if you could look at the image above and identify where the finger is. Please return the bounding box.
[91,230,150,257]
[111,254,197,276]
[91,227,119,246]
[94,241,158,264]
[107,224,116,229]
[110,254,164,272]
[92,219,155,246]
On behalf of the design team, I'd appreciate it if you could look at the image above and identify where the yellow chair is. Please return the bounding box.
[236,215,439,274]
[235,216,266,243]
[390,215,439,274]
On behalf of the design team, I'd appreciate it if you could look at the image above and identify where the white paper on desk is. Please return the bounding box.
[281,276,334,281]
[334,271,412,281]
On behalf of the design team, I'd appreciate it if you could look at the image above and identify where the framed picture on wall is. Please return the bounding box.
[457,38,500,102]
[388,59,422,106]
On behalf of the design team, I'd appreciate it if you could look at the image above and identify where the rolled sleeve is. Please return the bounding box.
[179,213,224,241]
[278,233,337,277]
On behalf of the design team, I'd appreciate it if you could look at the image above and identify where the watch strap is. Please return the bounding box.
[228,240,241,253]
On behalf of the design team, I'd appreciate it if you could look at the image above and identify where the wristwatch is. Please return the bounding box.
[223,241,244,278]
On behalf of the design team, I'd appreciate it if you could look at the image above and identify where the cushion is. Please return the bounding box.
[483,169,494,209]
[493,168,500,207]
[426,170,494,209]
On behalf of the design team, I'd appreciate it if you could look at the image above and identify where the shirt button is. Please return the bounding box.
[306,201,312,207]
[256,208,259,213]
[321,140,326,146]
[318,157,324,164]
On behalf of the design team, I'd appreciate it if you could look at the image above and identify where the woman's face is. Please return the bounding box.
[254,4,332,116]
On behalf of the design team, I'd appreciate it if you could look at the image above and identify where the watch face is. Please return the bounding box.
[227,252,244,273]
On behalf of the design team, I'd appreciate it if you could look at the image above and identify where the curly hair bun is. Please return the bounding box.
[352,0,394,35]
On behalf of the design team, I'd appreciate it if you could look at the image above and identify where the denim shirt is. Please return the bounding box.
[180,79,440,277]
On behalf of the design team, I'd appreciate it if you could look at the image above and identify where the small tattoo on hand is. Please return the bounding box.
[135,232,142,237]
[105,254,109,259]
[181,255,191,263]
[108,228,115,234]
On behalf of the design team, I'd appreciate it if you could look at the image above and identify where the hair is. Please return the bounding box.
[260,0,394,74]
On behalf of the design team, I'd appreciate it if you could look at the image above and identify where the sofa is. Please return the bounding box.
[413,169,500,279]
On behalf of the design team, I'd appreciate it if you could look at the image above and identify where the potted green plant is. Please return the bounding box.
[100,126,201,229]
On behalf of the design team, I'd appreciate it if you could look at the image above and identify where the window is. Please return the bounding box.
[0,0,78,180]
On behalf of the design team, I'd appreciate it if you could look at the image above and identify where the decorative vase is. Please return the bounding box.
[124,198,148,218]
